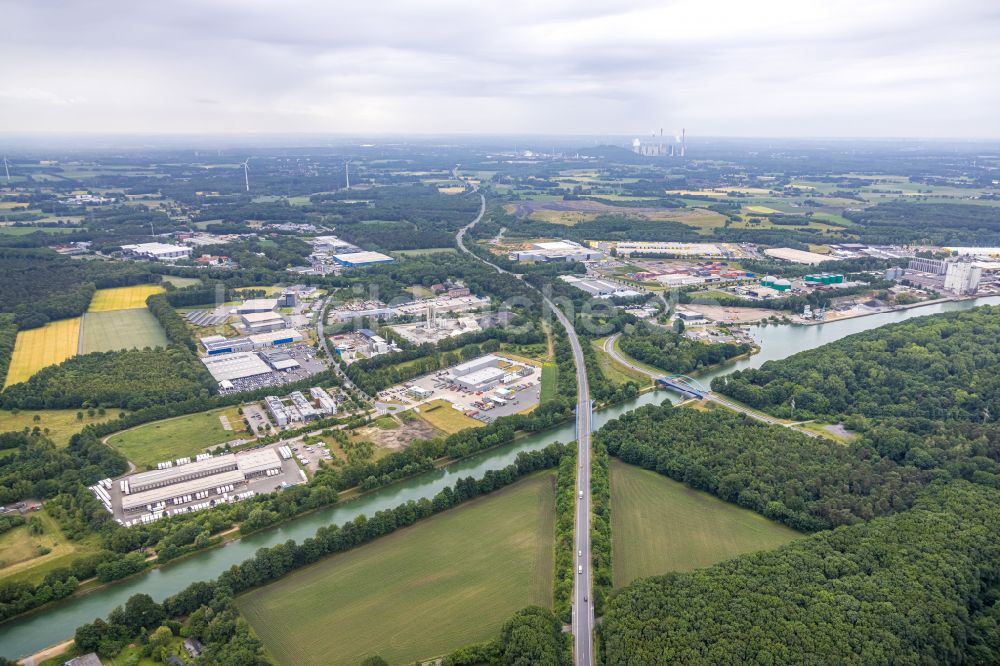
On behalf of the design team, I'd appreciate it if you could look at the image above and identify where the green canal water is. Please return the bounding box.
[3,296,998,658]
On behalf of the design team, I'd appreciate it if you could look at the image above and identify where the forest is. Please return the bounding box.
[845,201,1000,245]
[0,249,157,329]
[618,323,752,375]
[1,347,216,410]
[600,481,1000,665]
[715,306,1000,424]
[597,403,926,531]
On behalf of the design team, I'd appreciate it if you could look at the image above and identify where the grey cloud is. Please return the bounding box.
[0,0,997,136]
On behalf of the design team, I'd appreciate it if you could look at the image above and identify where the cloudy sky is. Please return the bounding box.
[1,0,998,137]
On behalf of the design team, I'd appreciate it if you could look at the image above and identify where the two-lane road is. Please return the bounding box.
[456,186,594,665]
[603,333,818,434]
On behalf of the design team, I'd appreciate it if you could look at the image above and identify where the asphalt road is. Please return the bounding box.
[314,297,382,412]
[456,184,595,665]
[603,333,815,433]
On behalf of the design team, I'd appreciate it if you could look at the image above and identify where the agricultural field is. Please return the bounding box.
[0,409,121,446]
[106,406,250,469]
[87,285,165,312]
[0,226,80,235]
[0,511,100,585]
[414,399,482,435]
[80,309,168,353]
[160,275,202,288]
[610,459,800,587]
[4,318,81,387]
[237,472,556,666]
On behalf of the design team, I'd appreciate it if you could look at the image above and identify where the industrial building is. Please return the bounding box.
[201,329,303,356]
[763,247,835,265]
[235,298,278,314]
[559,275,642,298]
[453,366,507,392]
[357,328,398,355]
[332,250,394,266]
[247,328,303,348]
[201,352,274,383]
[944,260,982,295]
[804,273,845,285]
[241,311,287,333]
[119,450,283,515]
[449,355,507,391]
[614,242,731,258]
[908,257,947,275]
[264,395,289,427]
[511,240,603,263]
[121,242,192,261]
[310,387,338,414]
[289,391,319,420]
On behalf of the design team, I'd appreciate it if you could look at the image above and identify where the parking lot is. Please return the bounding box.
[287,439,335,474]
[241,403,273,435]
[377,355,543,424]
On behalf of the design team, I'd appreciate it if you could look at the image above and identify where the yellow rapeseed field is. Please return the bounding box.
[87,284,165,312]
[4,318,81,387]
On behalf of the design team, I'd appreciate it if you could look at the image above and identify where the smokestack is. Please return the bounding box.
[680,128,686,157]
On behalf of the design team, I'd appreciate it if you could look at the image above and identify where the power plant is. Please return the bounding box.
[632,128,686,157]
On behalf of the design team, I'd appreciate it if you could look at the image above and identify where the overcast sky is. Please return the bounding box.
[1,0,998,138]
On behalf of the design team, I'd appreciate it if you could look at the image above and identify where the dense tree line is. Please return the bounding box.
[619,323,752,375]
[1,347,216,409]
[716,306,1000,425]
[0,432,127,505]
[552,452,576,622]
[590,438,612,614]
[845,201,1000,245]
[0,314,16,388]
[600,481,1000,665]
[598,403,926,531]
[144,293,196,351]
[51,443,570,664]
[0,248,157,329]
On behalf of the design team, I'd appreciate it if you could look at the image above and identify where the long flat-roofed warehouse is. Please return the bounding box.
[120,449,284,514]
[129,455,240,493]
[201,351,274,382]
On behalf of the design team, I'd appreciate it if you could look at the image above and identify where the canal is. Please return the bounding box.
[3,296,998,658]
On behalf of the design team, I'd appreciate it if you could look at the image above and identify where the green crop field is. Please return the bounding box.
[0,226,80,235]
[611,459,801,587]
[107,406,249,469]
[160,275,202,288]
[237,472,556,666]
[80,309,168,353]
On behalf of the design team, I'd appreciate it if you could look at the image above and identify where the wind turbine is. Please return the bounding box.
[2,156,10,185]
[241,158,250,192]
